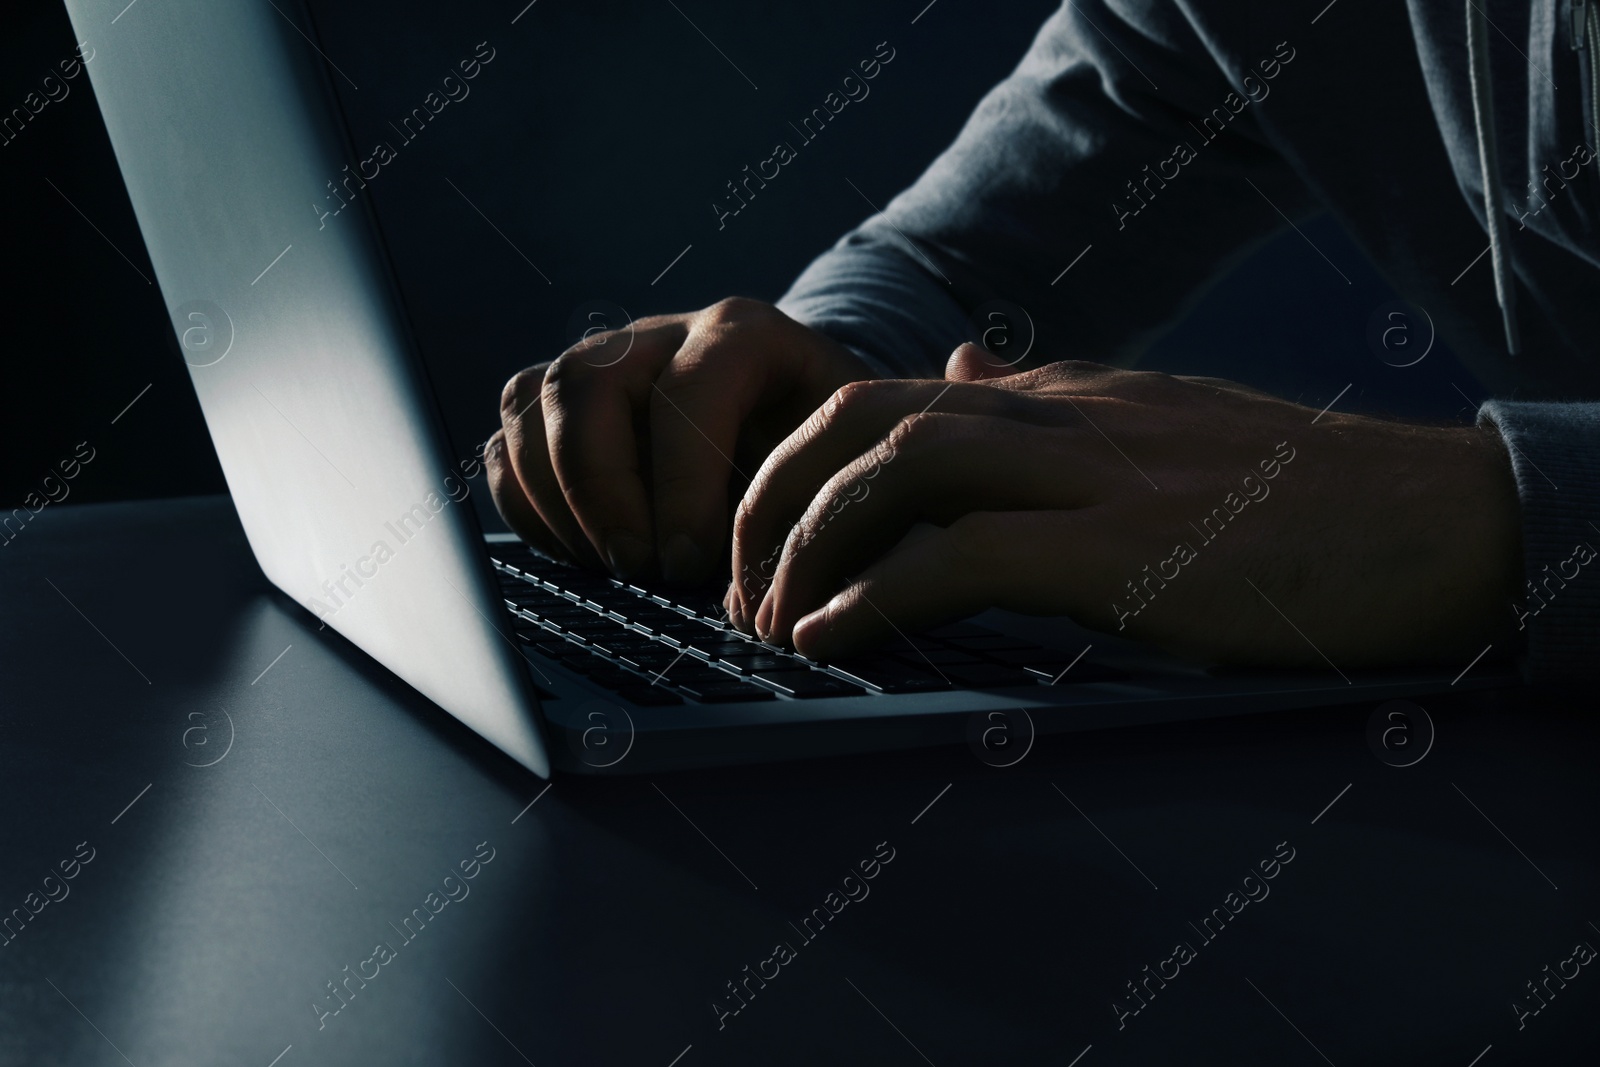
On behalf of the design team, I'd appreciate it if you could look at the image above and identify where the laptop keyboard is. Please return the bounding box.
[489,544,1124,705]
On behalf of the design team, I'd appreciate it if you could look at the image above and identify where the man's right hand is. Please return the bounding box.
[485,297,875,588]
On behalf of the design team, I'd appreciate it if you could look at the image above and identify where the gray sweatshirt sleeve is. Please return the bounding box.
[778,0,1318,378]
[777,1,1600,683]
[1477,401,1600,683]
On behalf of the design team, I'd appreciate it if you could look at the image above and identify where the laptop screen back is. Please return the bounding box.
[64,0,549,775]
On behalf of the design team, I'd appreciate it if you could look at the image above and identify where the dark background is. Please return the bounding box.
[0,0,1482,512]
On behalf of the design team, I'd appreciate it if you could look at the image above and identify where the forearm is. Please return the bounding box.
[779,0,1316,381]
[777,229,968,379]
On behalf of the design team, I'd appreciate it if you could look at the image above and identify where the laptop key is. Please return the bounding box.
[548,574,614,596]
[608,627,654,644]
[712,653,793,674]
[531,607,595,627]
[667,591,727,616]
[521,637,586,660]
[679,636,751,659]
[751,670,867,699]
[670,665,745,685]
[530,606,594,624]
[531,599,593,614]
[503,586,562,603]
[647,619,703,638]
[602,632,662,648]
[615,646,687,672]
[564,618,629,638]
[708,632,760,648]
[631,609,688,627]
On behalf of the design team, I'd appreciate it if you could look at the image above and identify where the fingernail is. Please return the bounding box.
[732,574,757,625]
[754,592,774,641]
[731,593,755,634]
[661,532,707,585]
[604,532,652,579]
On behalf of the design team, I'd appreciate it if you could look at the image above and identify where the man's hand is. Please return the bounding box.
[485,298,874,584]
[729,344,1523,670]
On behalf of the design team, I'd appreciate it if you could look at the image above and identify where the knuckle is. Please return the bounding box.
[540,352,584,404]
[500,367,544,416]
[658,346,720,389]
[483,429,508,469]
[630,308,692,330]
[1059,359,1105,375]
[702,295,766,324]
[1031,359,1105,386]
[561,328,622,359]
[793,466,861,546]
[1113,365,1165,390]
[484,440,518,506]
[788,405,833,453]
[884,412,953,454]
[823,379,881,422]
[687,298,776,353]
[783,516,819,560]
[731,497,759,545]
[1050,359,1156,390]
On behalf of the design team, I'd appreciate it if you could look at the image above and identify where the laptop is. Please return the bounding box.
[65,0,1505,776]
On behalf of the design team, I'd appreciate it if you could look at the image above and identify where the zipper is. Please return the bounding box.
[1578,0,1600,140]
[1590,1,1600,138]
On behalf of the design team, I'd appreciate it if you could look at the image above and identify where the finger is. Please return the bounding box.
[483,429,569,560]
[729,377,1013,626]
[788,513,1014,662]
[789,510,1111,662]
[650,297,871,586]
[500,363,605,570]
[757,414,1102,645]
[945,340,1028,383]
[647,329,770,585]
[541,321,689,578]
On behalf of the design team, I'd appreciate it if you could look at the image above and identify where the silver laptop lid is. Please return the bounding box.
[65,0,549,776]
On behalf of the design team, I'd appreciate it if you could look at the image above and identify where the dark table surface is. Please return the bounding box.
[1,495,1595,1066]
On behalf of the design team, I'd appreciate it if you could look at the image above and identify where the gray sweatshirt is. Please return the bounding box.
[777,0,1600,684]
